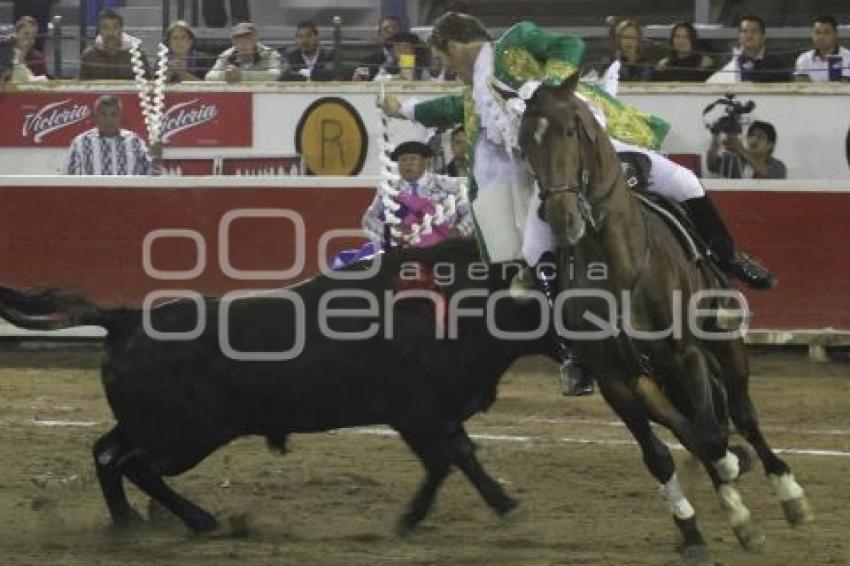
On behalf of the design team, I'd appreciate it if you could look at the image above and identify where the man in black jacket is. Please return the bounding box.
[709,15,791,82]
[352,15,401,80]
[280,21,335,81]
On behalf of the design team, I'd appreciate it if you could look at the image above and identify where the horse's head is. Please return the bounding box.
[519,74,600,246]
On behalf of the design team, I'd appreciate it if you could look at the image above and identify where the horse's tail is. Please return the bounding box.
[0,286,138,337]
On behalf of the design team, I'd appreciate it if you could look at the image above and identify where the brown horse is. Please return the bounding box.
[518,74,812,565]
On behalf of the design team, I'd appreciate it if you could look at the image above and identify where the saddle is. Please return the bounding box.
[617,152,727,284]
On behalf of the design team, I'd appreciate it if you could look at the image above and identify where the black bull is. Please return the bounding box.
[0,238,553,533]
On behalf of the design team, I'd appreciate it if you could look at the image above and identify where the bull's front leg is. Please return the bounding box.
[448,426,520,519]
[395,429,452,536]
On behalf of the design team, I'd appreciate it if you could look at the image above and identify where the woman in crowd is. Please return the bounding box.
[605,19,654,82]
[165,20,206,82]
[655,22,714,81]
[15,16,47,77]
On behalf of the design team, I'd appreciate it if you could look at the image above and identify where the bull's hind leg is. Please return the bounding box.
[395,427,452,535]
[447,426,519,519]
[712,341,813,526]
[119,453,218,533]
[93,426,217,533]
[92,427,144,527]
[598,380,712,566]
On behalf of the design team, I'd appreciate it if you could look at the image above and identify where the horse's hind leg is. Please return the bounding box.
[712,340,813,526]
[92,427,144,527]
[447,426,519,519]
[598,379,712,566]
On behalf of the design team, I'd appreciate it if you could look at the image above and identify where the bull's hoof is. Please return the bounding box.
[782,496,814,527]
[498,502,524,524]
[680,543,713,566]
[185,510,219,533]
[112,508,146,529]
[733,520,765,552]
[395,514,419,538]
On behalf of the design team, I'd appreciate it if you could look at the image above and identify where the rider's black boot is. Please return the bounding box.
[535,253,594,396]
[683,196,776,290]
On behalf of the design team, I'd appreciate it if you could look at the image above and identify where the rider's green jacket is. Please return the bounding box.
[410,21,670,200]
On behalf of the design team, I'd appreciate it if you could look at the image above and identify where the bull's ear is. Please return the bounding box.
[556,72,580,97]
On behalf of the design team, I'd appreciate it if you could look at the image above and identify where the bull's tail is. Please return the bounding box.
[0,286,136,335]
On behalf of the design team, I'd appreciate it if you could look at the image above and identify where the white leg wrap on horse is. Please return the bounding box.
[718,484,751,527]
[769,473,805,501]
[713,450,740,482]
[659,474,695,520]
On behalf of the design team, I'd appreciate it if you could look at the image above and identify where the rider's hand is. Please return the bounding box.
[380,95,404,118]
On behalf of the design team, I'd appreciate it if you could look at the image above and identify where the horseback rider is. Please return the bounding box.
[381,13,775,396]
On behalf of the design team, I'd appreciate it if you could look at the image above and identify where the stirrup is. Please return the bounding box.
[559,359,594,396]
[724,253,776,290]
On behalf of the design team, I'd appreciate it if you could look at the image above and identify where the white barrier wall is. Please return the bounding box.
[2,82,849,178]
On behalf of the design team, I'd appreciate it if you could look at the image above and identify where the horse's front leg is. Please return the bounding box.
[597,378,712,566]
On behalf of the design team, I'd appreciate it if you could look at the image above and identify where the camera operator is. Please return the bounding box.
[707,121,787,179]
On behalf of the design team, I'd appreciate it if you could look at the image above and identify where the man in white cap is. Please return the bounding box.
[205,22,282,82]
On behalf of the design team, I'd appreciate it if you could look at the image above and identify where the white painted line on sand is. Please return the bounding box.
[14,419,850,459]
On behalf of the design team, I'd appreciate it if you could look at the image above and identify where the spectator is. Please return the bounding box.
[280,21,335,81]
[15,16,47,77]
[165,20,206,82]
[444,126,469,178]
[205,22,282,82]
[655,22,714,82]
[353,15,401,80]
[64,95,161,176]
[708,15,790,83]
[1,23,42,86]
[706,120,787,179]
[79,9,149,81]
[202,0,250,28]
[374,31,432,81]
[362,141,472,248]
[794,15,850,82]
[12,0,56,51]
[604,19,654,82]
[1,25,15,89]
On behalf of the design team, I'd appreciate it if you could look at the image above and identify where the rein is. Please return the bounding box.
[537,116,619,231]
[534,108,651,293]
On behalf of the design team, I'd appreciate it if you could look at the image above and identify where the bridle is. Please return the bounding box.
[534,114,619,232]
[530,107,651,293]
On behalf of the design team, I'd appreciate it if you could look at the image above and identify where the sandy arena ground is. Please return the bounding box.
[0,345,848,566]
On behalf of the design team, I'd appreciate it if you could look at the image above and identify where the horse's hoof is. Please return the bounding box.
[733,520,765,552]
[680,543,713,566]
[782,496,814,527]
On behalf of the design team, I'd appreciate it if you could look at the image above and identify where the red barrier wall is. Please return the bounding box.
[0,184,374,305]
[710,189,850,330]
[0,181,848,331]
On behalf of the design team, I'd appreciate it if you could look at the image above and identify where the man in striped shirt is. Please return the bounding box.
[64,95,161,175]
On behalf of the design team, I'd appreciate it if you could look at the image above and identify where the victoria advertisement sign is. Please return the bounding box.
[0,92,252,147]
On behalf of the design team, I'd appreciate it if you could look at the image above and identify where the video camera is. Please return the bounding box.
[703,94,756,136]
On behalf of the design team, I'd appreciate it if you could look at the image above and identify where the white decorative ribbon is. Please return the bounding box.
[129,39,169,145]
[377,83,469,247]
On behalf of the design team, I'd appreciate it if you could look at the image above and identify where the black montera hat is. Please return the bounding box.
[390,141,433,161]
